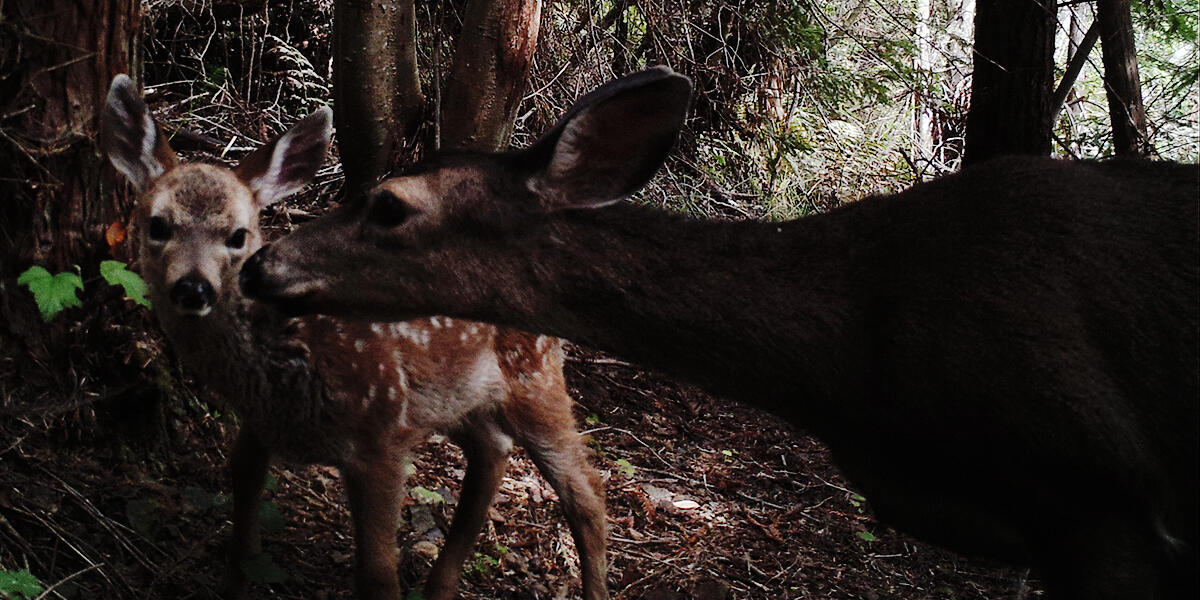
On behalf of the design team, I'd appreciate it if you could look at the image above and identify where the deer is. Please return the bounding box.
[239,67,1199,599]
[99,74,608,600]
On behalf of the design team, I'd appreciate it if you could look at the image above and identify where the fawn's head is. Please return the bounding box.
[102,75,331,318]
[241,67,692,321]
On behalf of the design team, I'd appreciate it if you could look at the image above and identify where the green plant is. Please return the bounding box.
[0,569,44,600]
[100,260,151,308]
[17,260,151,321]
[126,497,163,539]
[17,266,83,320]
[467,552,500,576]
[410,486,445,505]
[240,552,287,584]
[856,530,877,542]
[259,501,286,534]
[613,458,636,478]
[848,492,867,513]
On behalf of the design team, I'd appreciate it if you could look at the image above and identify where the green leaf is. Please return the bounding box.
[126,498,162,539]
[857,531,877,542]
[614,458,636,477]
[258,501,286,534]
[410,486,445,505]
[17,265,83,321]
[181,486,224,513]
[0,569,45,599]
[240,552,287,584]
[100,260,151,308]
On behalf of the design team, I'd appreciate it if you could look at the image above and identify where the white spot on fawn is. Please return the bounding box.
[354,339,366,352]
[371,323,384,334]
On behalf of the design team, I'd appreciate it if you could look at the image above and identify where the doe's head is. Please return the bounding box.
[240,66,693,322]
[101,74,331,318]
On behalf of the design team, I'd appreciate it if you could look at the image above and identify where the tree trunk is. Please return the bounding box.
[962,0,1056,166]
[0,0,141,275]
[914,0,934,163]
[333,0,424,194]
[1096,0,1150,156]
[441,0,543,151]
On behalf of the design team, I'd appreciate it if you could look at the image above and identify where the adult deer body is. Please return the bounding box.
[241,68,1199,598]
[101,75,607,600]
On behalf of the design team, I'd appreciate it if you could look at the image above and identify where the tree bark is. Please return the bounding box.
[441,0,543,151]
[333,0,424,194]
[0,0,142,274]
[962,0,1056,166]
[1096,0,1150,156]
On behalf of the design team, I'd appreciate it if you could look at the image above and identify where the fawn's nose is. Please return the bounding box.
[239,246,267,298]
[170,274,216,314]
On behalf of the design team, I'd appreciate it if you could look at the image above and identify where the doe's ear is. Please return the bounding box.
[101,74,178,191]
[235,107,333,208]
[525,66,692,210]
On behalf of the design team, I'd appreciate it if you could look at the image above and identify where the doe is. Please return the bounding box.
[100,74,608,600]
[241,68,1198,599]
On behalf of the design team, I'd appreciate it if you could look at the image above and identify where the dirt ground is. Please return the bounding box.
[1,337,1042,599]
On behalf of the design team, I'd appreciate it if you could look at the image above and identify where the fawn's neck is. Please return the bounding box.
[154,285,305,411]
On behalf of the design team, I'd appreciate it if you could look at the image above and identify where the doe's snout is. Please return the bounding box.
[239,246,269,299]
[170,274,216,314]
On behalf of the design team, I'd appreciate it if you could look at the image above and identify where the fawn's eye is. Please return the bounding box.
[148,216,171,242]
[226,228,248,249]
[367,190,414,228]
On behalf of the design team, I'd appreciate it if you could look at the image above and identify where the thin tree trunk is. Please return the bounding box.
[0,0,141,273]
[914,0,934,163]
[441,0,543,151]
[1096,0,1150,156]
[333,0,424,193]
[962,0,1057,166]
[1051,20,1100,126]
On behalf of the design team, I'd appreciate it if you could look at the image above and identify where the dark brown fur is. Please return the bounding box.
[243,69,1199,599]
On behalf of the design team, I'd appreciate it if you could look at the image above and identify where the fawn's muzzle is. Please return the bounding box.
[170,274,216,314]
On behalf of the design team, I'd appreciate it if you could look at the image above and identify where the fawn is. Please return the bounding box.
[100,74,607,600]
[241,68,1199,599]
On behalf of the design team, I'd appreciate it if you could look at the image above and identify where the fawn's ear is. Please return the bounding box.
[101,74,178,191]
[235,107,333,208]
[524,66,692,210]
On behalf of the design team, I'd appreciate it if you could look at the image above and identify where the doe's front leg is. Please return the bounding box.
[224,429,271,600]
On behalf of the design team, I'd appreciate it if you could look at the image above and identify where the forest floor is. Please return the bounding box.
[1,341,1042,600]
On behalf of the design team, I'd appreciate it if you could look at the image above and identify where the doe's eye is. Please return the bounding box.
[367,190,414,228]
[226,228,248,249]
[148,216,171,242]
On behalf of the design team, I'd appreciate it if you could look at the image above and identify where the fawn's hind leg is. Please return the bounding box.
[506,389,609,600]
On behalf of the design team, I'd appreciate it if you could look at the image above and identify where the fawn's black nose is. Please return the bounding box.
[170,274,216,313]
[240,247,267,298]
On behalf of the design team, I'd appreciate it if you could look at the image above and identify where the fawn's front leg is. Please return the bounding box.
[424,421,513,600]
[224,429,271,600]
[341,446,405,600]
